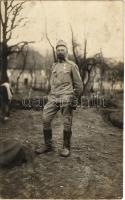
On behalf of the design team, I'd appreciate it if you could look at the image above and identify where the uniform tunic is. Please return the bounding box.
[50,59,83,99]
[43,59,83,131]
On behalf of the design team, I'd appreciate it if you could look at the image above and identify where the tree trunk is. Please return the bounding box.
[1,42,8,83]
[15,48,28,93]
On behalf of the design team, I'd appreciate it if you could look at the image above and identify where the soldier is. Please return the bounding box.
[35,40,83,157]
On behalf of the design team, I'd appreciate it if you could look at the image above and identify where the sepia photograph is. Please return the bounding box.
[0,0,123,199]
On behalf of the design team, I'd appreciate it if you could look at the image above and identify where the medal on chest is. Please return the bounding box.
[63,64,66,70]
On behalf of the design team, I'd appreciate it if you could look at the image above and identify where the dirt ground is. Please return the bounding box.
[0,107,123,199]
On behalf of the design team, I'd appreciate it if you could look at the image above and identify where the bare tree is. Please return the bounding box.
[40,0,56,62]
[94,51,108,94]
[16,46,28,92]
[0,0,34,82]
[69,27,98,94]
[30,49,37,88]
[44,17,56,62]
[83,58,96,95]
[81,38,87,83]
[69,25,94,94]
[69,24,79,67]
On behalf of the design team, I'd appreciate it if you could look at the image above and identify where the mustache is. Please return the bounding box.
[57,53,65,60]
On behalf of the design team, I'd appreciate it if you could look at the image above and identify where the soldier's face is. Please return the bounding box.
[56,46,68,61]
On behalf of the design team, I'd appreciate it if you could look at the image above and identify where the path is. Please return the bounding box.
[0,107,123,199]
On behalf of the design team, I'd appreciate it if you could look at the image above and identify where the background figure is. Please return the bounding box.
[0,79,13,121]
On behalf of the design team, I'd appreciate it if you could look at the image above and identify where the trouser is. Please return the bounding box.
[43,98,73,132]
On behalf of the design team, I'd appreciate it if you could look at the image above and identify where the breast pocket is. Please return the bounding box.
[62,70,71,83]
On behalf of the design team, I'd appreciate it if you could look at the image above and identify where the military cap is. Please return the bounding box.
[56,40,67,49]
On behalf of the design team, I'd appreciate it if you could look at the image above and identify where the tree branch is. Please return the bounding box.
[45,17,56,62]
[7,16,25,34]
[5,2,25,42]
[8,1,24,15]
[0,0,4,26]
[69,24,79,66]
[7,0,15,10]
[7,41,35,56]
[0,11,4,26]
[7,2,25,35]
[11,41,35,48]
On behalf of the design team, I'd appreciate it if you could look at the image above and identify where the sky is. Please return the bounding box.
[9,0,124,61]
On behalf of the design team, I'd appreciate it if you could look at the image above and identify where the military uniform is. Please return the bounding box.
[36,40,83,157]
[43,59,83,131]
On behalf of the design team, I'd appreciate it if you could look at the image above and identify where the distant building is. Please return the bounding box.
[8,68,49,91]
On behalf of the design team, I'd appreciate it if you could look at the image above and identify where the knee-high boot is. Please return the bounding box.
[35,129,53,154]
[60,130,72,157]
